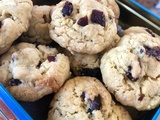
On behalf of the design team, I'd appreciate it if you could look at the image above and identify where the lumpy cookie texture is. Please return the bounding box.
[47,76,132,120]
[0,42,71,101]
[50,0,117,54]
[0,0,33,55]
[63,49,102,80]
[100,28,160,110]
[20,5,54,45]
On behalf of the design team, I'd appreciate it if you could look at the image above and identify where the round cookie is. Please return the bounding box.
[123,26,160,38]
[0,42,71,101]
[20,5,54,45]
[47,76,132,120]
[0,0,33,55]
[62,0,120,24]
[50,0,117,54]
[100,30,160,110]
[64,50,102,80]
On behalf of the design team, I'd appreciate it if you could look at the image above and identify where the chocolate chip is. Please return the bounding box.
[91,9,105,27]
[126,66,138,82]
[47,56,56,62]
[62,1,73,17]
[88,94,102,114]
[77,16,88,26]
[9,79,22,86]
[144,46,160,61]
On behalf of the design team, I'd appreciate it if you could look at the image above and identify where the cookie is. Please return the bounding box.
[64,50,102,80]
[95,0,120,24]
[62,0,120,23]
[123,26,160,38]
[0,42,71,101]
[0,0,33,55]
[100,29,160,110]
[47,76,132,120]
[50,0,117,54]
[20,5,54,45]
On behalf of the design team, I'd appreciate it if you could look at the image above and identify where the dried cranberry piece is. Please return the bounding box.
[77,16,88,26]
[126,66,138,82]
[144,46,160,61]
[145,29,155,37]
[47,56,56,62]
[9,79,22,86]
[91,9,105,27]
[88,94,102,114]
[62,1,73,17]
[138,94,145,101]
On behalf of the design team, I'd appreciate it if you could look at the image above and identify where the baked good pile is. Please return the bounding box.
[0,0,159,119]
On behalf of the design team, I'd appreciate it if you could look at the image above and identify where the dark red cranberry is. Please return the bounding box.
[88,94,102,114]
[126,66,138,82]
[145,29,155,37]
[144,46,160,61]
[62,1,73,17]
[77,16,88,26]
[9,79,22,86]
[138,94,145,101]
[47,56,56,62]
[91,9,105,27]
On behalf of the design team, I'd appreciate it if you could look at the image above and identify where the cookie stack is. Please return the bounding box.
[0,0,159,120]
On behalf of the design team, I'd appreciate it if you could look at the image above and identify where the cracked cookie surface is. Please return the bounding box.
[20,5,54,45]
[47,76,131,120]
[0,0,33,55]
[100,28,160,110]
[50,0,117,54]
[0,42,71,101]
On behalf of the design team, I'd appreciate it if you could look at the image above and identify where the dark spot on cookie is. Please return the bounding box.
[138,94,145,101]
[43,14,50,23]
[138,58,142,69]
[81,68,102,81]
[0,21,2,28]
[91,9,105,27]
[88,94,102,114]
[9,79,22,86]
[47,56,56,62]
[37,61,42,68]
[117,25,124,37]
[140,49,144,54]
[126,66,138,82]
[62,1,73,17]
[81,91,86,100]
[144,45,160,61]
[77,16,88,26]
[145,29,155,37]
